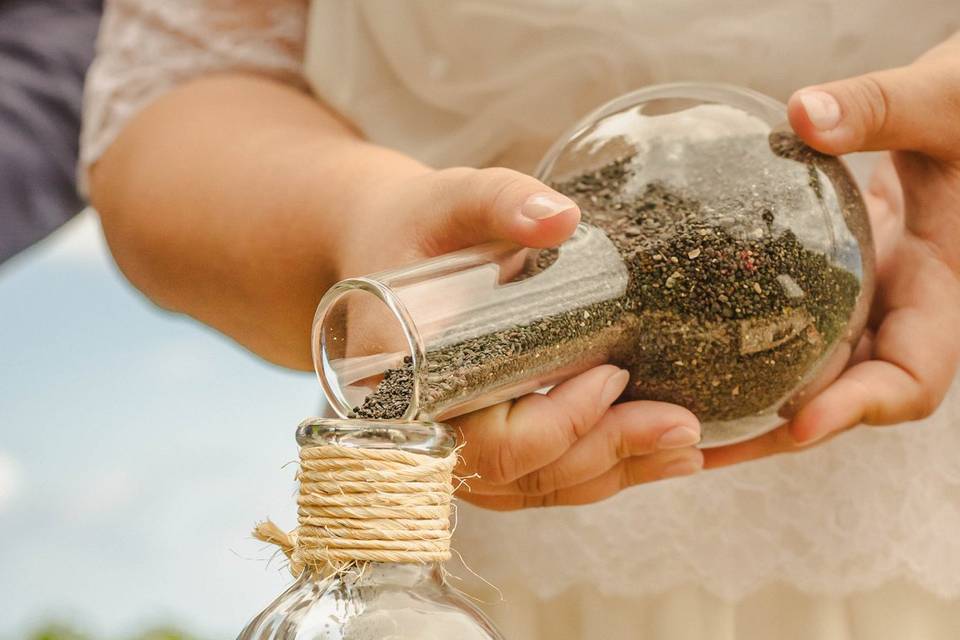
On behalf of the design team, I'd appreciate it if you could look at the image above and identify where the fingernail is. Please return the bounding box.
[659,454,703,480]
[657,425,701,450]
[798,90,841,131]
[521,192,578,220]
[600,369,630,407]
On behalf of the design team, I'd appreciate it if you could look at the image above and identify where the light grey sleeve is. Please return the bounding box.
[79,0,309,194]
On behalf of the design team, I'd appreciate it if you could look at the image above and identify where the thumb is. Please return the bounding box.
[787,63,959,158]
[424,166,581,253]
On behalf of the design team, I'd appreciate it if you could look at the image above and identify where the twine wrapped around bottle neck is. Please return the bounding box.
[254,444,457,576]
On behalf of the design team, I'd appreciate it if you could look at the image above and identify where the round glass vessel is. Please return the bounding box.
[237,418,503,640]
[314,83,874,446]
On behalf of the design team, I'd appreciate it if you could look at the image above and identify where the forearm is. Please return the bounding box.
[90,74,428,370]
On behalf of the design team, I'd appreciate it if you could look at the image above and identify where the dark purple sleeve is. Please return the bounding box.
[0,0,102,264]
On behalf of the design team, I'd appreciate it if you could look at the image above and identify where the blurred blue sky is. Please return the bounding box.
[0,211,323,637]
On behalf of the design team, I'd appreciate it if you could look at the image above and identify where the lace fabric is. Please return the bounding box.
[81,0,960,601]
[79,0,308,192]
[455,378,960,600]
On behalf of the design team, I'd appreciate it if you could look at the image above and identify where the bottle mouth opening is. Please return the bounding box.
[296,417,456,457]
[312,277,425,420]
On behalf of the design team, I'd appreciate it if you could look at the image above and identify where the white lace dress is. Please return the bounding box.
[82,2,960,638]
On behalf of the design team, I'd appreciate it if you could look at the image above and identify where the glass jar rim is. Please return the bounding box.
[312,277,425,421]
[296,417,456,457]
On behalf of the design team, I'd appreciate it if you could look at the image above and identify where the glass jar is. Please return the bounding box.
[312,83,874,447]
[237,418,503,640]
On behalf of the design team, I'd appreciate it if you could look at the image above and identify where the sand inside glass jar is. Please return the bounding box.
[352,108,869,445]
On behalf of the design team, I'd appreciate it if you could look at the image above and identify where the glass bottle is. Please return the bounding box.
[312,83,874,447]
[237,418,503,640]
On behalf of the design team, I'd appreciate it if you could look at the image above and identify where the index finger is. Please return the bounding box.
[453,365,628,486]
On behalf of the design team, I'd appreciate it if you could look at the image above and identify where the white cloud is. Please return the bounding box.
[0,450,23,512]
[64,467,140,523]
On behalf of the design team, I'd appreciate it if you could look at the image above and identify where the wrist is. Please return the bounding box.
[323,144,433,281]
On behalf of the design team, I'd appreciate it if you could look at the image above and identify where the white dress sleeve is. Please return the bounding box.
[79,0,308,191]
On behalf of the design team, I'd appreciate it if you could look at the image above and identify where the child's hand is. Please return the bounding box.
[338,166,703,508]
[706,32,960,468]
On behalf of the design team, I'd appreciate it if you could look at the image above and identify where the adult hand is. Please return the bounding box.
[340,167,703,508]
[706,32,960,468]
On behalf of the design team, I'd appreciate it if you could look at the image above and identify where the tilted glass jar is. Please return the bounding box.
[313,224,629,421]
[312,83,875,447]
[237,418,503,640]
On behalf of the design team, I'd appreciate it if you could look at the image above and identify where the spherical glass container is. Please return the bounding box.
[536,83,874,445]
[237,418,503,640]
[313,83,874,447]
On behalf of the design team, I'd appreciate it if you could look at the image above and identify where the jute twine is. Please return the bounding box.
[254,444,457,576]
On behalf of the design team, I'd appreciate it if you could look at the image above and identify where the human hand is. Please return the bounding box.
[338,166,703,508]
[705,32,960,468]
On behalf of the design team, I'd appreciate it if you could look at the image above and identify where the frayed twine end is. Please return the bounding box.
[253,519,304,576]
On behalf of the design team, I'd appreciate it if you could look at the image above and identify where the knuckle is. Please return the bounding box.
[433,165,475,186]
[477,166,536,210]
[416,167,475,240]
[477,166,522,183]
[537,399,585,448]
[516,463,575,496]
[619,460,648,490]
[564,407,591,443]
[427,167,474,204]
[603,406,661,458]
[515,468,548,495]
[841,376,873,425]
[605,413,643,461]
[854,74,892,138]
[522,493,550,509]
[478,440,520,486]
[772,424,803,451]
[618,464,632,491]
[607,425,628,462]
